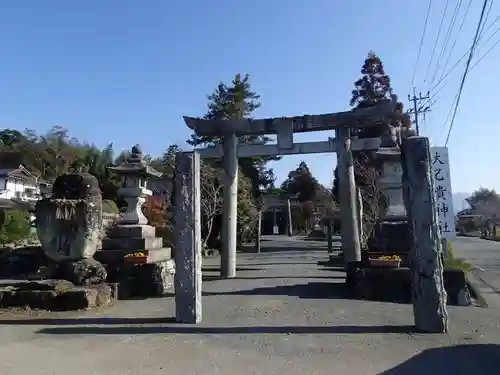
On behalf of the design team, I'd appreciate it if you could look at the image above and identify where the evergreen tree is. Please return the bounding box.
[187,73,277,196]
[350,51,393,110]
[281,161,319,202]
[333,51,395,200]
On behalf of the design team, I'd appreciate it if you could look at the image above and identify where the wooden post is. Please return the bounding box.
[174,151,202,324]
[327,220,333,253]
[401,136,448,333]
[287,198,293,236]
[336,127,361,263]
[256,209,262,253]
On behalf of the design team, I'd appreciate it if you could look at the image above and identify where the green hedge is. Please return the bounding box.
[0,210,31,246]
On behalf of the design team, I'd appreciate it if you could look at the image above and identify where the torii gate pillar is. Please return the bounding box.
[221,133,238,278]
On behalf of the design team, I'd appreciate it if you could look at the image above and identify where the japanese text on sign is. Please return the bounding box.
[430,147,456,239]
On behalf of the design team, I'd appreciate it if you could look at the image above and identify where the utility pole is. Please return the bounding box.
[408,88,431,135]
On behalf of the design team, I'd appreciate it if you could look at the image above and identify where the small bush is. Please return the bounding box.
[443,240,472,272]
[103,199,119,213]
[0,210,31,246]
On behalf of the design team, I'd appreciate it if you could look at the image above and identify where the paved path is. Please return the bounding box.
[452,236,500,308]
[0,236,499,374]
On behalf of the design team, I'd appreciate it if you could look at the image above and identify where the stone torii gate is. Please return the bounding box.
[173,98,398,323]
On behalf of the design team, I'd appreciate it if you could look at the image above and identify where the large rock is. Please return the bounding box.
[0,280,118,310]
[55,258,107,286]
[35,172,103,262]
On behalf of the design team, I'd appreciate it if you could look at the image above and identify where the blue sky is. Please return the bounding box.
[0,0,499,196]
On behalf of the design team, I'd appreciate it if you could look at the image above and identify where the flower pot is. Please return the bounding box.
[124,256,148,265]
[369,258,401,268]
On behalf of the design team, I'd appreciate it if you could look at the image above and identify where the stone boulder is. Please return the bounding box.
[35,172,103,262]
[0,279,118,311]
[55,258,107,286]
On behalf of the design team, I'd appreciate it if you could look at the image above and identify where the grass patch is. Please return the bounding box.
[443,240,472,273]
[443,256,472,273]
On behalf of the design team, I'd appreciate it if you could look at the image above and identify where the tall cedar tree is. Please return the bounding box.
[332,51,394,200]
[187,73,277,198]
[281,161,319,202]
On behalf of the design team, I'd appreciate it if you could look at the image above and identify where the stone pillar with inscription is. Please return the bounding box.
[174,151,202,324]
[429,147,456,240]
[401,136,448,333]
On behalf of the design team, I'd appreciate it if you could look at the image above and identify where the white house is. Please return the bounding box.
[0,152,40,203]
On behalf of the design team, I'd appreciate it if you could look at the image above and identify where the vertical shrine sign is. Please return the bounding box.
[430,147,456,239]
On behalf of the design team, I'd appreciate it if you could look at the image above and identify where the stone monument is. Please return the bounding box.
[96,145,175,297]
[34,172,111,294]
[36,172,103,262]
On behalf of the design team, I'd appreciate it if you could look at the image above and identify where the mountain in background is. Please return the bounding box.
[452,192,470,214]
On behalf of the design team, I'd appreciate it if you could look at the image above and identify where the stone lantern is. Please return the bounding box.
[371,125,412,254]
[97,145,175,298]
[376,125,406,218]
[107,144,162,226]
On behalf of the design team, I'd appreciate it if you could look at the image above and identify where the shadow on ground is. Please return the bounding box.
[234,262,320,267]
[378,344,500,374]
[238,246,328,254]
[202,281,352,299]
[201,266,263,273]
[27,321,415,336]
[202,275,345,281]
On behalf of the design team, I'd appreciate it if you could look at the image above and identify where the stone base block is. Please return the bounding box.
[0,280,118,311]
[0,246,50,280]
[443,268,472,306]
[54,259,107,286]
[357,267,472,306]
[106,224,156,239]
[101,236,163,251]
[94,247,172,265]
[117,260,175,299]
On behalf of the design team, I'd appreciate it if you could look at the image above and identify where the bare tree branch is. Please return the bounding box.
[353,156,388,247]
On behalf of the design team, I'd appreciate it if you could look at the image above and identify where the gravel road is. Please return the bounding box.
[0,236,499,375]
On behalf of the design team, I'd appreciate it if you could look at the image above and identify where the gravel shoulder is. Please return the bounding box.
[0,238,499,375]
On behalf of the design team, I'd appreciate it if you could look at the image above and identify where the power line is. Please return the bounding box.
[478,0,494,40]
[470,30,500,69]
[431,20,500,106]
[436,91,459,142]
[438,0,473,86]
[430,0,464,86]
[419,17,500,109]
[433,24,500,142]
[411,0,434,88]
[444,0,490,146]
[424,0,450,83]
[433,14,500,92]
